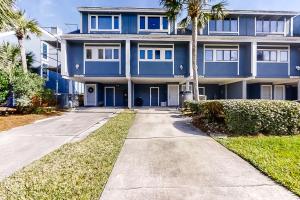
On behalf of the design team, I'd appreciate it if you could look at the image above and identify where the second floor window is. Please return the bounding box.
[209,18,238,33]
[256,19,285,34]
[139,16,169,31]
[139,48,173,61]
[205,49,238,62]
[90,15,120,31]
[85,46,120,61]
[41,42,48,60]
[257,49,288,62]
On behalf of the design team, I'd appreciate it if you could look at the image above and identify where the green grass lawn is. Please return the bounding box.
[0,111,136,200]
[217,135,300,196]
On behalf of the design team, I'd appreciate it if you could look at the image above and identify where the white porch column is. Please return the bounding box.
[251,42,257,77]
[189,41,193,78]
[125,40,131,78]
[290,17,294,37]
[242,80,247,99]
[128,80,132,109]
[61,39,68,76]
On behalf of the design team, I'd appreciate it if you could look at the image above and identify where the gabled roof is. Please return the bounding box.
[77,7,167,13]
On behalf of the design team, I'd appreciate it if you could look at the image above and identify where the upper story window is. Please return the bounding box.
[205,47,239,62]
[41,63,49,81]
[85,44,120,62]
[90,15,120,31]
[139,47,173,62]
[139,15,169,32]
[209,18,238,33]
[41,42,49,61]
[257,46,289,63]
[256,19,285,35]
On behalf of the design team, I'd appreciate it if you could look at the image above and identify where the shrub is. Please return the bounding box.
[185,100,300,135]
[12,68,44,109]
[0,70,9,104]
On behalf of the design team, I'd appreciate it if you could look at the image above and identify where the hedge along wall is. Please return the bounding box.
[184,100,300,135]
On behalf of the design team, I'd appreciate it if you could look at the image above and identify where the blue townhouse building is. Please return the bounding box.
[61,7,300,108]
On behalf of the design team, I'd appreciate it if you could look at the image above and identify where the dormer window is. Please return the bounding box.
[90,15,120,32]
[139,15,169,32]
[256,19,285,35]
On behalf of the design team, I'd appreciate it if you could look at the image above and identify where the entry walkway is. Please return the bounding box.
[100,109,298,200]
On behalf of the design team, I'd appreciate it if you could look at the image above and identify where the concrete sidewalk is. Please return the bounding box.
[0,108,119,180]
[100,109,298,200]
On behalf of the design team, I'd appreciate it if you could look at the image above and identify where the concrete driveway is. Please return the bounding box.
[0,108,119,180]
[100,108,299,200]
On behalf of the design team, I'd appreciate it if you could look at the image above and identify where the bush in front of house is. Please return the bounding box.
[184,100,300,135]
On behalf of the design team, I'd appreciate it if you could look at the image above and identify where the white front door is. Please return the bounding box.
[261,85,272,100]
[274,85,285,100]
[168,85,179,106]
[85,84,97,106]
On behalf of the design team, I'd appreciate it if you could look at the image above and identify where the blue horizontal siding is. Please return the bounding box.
[205,62,239,77]
[85,61,123,76]
[257,63,289,78]
[67,42,84,76]
[138,62,173,76]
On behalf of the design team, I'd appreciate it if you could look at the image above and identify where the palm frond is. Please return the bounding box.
[160,0,184,20]
[0,0,15,31]
[210,1,227,20]
[198,12,211,29]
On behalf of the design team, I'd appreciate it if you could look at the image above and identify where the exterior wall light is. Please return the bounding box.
[75,64,80,70]
[180,65,184,70]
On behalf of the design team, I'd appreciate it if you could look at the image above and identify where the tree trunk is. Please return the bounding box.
[192,17,199,101]
[18,38,28,73]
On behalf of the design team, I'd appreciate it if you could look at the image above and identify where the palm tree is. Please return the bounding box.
[0,42,21,80]
[11,11,41,73]
[0,0,15,31]
[161,0,226,101]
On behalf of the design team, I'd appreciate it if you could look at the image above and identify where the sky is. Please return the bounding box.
[16,0,300,33]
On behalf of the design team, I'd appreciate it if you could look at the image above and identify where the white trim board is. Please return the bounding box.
[203,44,240,76]
[88,14,121,33]
[104,86,116,107]
[137,43,174,75]
[137,15,169,33]
[83,43,122,75]
[150,87,160,106]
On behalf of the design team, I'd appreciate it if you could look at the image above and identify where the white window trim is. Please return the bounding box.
[41,62,49,81]
[208,17,240,35]
[260,85,273,100]
[104,86,116,107]
[203,44,240,76]
[84,43,122,75]
[274,85,286,100]
[198,87,206,95]
[150,87,160,107]
[167,85,179,106]
[138,15,169,33]
[257,45,290,64]
[84,84,97,106]
[88,14,121,33]
[41,41,49,62]
[137,43,175,75]
[255,18,286,36]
